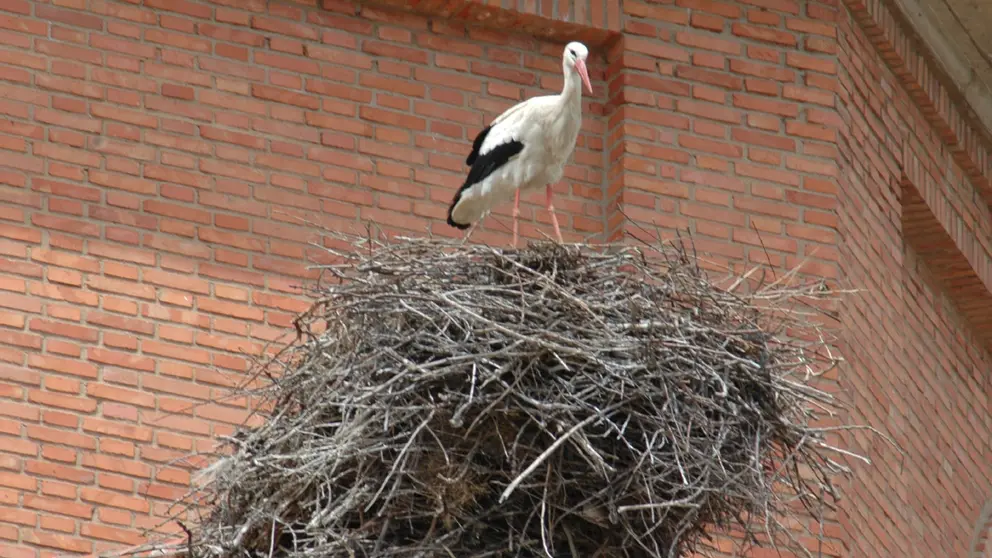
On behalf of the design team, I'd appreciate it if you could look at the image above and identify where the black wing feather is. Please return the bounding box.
[465,125,491,166]
[447,139,525,229]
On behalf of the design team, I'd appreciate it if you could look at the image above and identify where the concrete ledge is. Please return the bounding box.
[843,0,992,205]
[968,499,992,558]
[888,0,992,142]
[339,0,621,49]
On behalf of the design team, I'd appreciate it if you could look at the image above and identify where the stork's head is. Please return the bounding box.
[563,41,593,95]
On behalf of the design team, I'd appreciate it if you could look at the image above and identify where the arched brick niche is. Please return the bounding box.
[970,501,992,558]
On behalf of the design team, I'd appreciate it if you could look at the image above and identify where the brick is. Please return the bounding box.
[79,487,149,513]
[678,135,743,158]
[143,375,210,402]
[200,159,266,184]
[732,128,796,151]
[0,502,36,527]
[24,494,93,519]
[731,22,797,46]
[195,297,264,321]
[161,83,194,100]
[82,523,146,545]
[199,125,266,150]
[210,45,244,67]
[82,417,153,442]
[22,531,92,554]
[786,120,836,142]
[35,107,102,134]
[197,226,266,252]
[29,318,98,343]
[784,83,834,107]
[144,0,211,19]
[785,155,837,177]
[200,23,264,46]
[733,196,800,220]
[251,15,318,41]
[0,0,30,15]
[87,276,156,300]
[100,438,135,460]
[145,29,209,53]
[24,459,87,485]
[84,311,153,336]
[359,106,426,131]
[28,389,96,414]
[623,1,688,24]
[39,515,76,536]
[91,35,155,60]
[744,77,779,96]
[305,44,373,70]
[729,59,794,82]
[41,410,79,429]
[34,39,101,67]
[732,93,800,117]
[146,95,213,122]
[28,354,98,378]
[256,51,320,76]
[0,470,34,492]
[81,454,152,480]
[786,51,836,74]
[359,73,425,98]
[621,73,691,97]
[142,340,211,365]
[689,12,725,32]
[677,99,742,124]
[675,66,742,91]
[413,67,482,92]
[626,175,690,198]
[675,30,741,55]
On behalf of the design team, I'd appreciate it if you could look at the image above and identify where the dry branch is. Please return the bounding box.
[165,233,864,558]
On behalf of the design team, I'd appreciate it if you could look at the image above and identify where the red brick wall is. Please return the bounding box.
[970,500,992,557]
[832,2,992,555]
[604,0,848,553]
[0,1,610,556]
[604,0,842,278]
[0,0,989,556]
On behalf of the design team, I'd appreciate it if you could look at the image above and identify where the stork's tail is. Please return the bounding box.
[448,139,524,230]
[446,192,472,229]
[447,218,472,230]
[446,189,479,230]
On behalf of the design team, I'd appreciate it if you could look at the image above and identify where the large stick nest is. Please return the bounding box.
[177,234,860,558]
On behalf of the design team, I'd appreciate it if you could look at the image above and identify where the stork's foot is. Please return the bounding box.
[546,184,564,244]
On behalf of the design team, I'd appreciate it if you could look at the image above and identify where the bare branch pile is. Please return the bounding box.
[178,234,860,558]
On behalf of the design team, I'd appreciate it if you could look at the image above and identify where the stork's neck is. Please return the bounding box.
[557,66,583,112]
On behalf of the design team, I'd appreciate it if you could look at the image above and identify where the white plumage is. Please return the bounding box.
[446,41,593,246]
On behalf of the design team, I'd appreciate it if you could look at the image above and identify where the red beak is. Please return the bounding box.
[575,59,593,95]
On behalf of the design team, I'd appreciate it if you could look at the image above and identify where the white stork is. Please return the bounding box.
[446,41,593,247]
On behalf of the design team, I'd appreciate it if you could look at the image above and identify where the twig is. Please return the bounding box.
[154,233,873,558]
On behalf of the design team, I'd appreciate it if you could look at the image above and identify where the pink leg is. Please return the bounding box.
[511,189,521,248]
[545,184,563,243]
[460,220,479,245]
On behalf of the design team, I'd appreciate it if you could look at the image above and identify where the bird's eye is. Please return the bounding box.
[569,49,576,57]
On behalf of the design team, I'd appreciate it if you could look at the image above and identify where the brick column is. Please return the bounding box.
[604,0,842,278]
